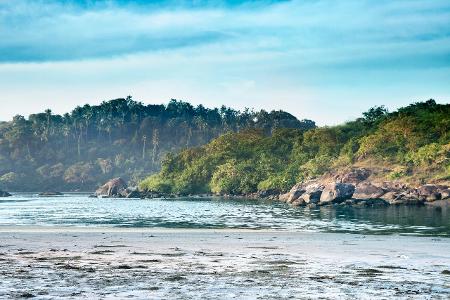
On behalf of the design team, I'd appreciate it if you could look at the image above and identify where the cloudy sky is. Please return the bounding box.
[1,0,449,125]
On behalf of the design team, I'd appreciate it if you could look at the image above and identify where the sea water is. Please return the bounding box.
[0,193,449,236]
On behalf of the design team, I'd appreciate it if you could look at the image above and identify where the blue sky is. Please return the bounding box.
[0,0,449,125]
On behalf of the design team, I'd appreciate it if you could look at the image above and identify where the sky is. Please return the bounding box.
[0,0,449,125]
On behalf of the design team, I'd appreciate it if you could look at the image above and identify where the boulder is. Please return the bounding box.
[320,183,355,204]
[95,178,127,197]
[287,189,305,203]
[291,198,306,207]
[418,184,446,197]
[278,193,290,202]
[440,189,450,200]
[300,190,322,204]
[0,190,11,197]
[119,187,142,198]
[425,193,441,202]
[257,189,278,198]
[334,168,371,184]
[352,183,385,200]
[425,199,450,208]
[298,182,324,204]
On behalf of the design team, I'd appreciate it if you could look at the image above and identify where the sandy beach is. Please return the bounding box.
[0,228,449,299]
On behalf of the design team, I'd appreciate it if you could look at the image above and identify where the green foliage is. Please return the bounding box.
[387,166,409,180]
[140,100,450,195]
[139,174,173,194]
[0,98,314,191]
[406,143,449,166]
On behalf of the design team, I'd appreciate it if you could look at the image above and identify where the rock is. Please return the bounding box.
[0,190,12,197]
[278,193,290,202]
[381,191,399,202]
[300,190,322,204]
[354,198,388,207]
[95,178,127,197]
[119,187,142,198]
[418,184,446,197]
[352,183,385,200]
[335,168,371,184]
[257,189,279,198]
[440,189,450,200]
[320,183,355,204]
[287,189,305,203]
[380,181,407,192]
[291,198,306,207]
[425,199,450,208]
[38,191,63,196]
[425,193,441,202]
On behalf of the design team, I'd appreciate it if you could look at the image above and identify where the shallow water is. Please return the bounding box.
[1,194,449,236]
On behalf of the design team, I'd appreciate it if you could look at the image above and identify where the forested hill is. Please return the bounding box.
[139,100,450,195]
[0,97,315,191]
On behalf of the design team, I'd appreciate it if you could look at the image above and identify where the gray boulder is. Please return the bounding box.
[300,190,322,204]
[95,178,128,197]
[299,182,324,204]
[320,183,355,204]
[352,183,385,200]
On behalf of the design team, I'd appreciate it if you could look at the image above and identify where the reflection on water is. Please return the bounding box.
[0,194,449,236]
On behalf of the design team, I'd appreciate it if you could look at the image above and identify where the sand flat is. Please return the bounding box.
[0,228,449,299]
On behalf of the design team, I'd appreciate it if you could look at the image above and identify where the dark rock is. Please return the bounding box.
[287,189,305,203]
[425,199,450,208]
[0,190,12,197]
[95,178,127,197]
[300,190,322,204]
[354,198,388,207]
[426,192,441,202]
[38,191,63,196]
[119,187,141,198]
[257,189,279,199]
[298,182,324,204]
[418,184,446,197]
[320,183,355,204]
[352,183,385,200]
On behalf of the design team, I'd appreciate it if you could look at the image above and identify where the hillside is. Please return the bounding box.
[140,100,450,195]
[0,97,315,191]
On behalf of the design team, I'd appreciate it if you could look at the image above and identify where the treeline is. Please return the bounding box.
[0,97,315,191]
[140,100,450,195]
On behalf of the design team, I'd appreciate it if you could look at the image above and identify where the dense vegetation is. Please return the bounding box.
[0,97,315,191]
[140,100,450,195]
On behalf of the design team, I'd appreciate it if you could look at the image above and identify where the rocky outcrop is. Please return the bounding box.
[319,183,355,204]
[352,183,385,200]
[0,190,12,197]
[119,187,141,198]
[332,168,371,184]
[277,169,449,208]
[94,178,141,198]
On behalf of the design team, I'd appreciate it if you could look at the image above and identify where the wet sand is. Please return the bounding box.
[0,228,449,299]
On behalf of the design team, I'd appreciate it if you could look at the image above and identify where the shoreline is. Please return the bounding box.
[1,229,449,298]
